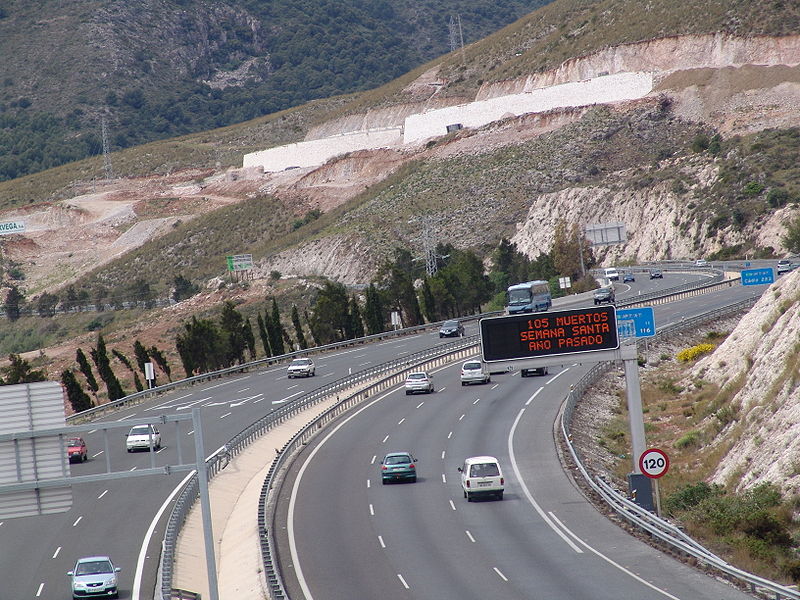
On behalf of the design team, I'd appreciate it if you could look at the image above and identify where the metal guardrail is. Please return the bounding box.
[562,295,800,599]
[158,334,479,599]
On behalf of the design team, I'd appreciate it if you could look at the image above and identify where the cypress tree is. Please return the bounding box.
[133,340,149,374]
[76,348,99,394]
[291,305,308,350]
[61,369,94,413]
[90,334,126,401]
[149,346,171,381]
[257,313,272,357]
[269,298,286,356]
[243,318,256,360]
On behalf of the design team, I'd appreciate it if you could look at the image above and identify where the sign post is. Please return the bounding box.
[639,448,669,516]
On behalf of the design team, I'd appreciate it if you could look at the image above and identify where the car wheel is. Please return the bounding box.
[382,479,387,485]
[466,493,472,502]
[486,377,491,384]
[461,381,466,386]
[497,492,504,501]
[127,448,132,453]
[410,477,417,483]
[520,370,527,377]
[429,387,434,393]
[439,334,443,338]
[405,390,410,395]
[463,490,467,498]
[83,454,88,462]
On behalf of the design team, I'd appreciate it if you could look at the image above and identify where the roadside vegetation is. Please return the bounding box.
[595,328,800,584]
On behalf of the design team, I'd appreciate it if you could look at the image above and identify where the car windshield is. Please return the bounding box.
[385,455,411,465]
[129,426,152,436]
[66,438,83,447]
[470,463,500,477]
[407,373,426,380]
[292,359,310,365]
[76,560,112,576]
[442,320,458,328]
[463,363,480,371]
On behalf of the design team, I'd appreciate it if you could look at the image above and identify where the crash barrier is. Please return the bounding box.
[562,296,800,600]
[158,335,478,599]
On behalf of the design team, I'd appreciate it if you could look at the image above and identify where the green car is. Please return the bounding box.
[380,452,418,484]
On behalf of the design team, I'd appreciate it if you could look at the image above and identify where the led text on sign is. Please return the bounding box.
[480,306,619,362]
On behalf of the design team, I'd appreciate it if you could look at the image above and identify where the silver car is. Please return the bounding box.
[404,372,434,395]
[67,555,120,599]
[287,357,315,378]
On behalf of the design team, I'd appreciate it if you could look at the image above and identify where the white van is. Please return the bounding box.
[603,267,620,281]
[460,360,491,385]
[458,456,504,501]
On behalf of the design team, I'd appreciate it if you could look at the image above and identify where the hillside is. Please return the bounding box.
[0,0,799,379]
[0,0,551,181]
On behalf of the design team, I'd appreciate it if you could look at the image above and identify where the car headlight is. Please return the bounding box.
[105,576,117,585]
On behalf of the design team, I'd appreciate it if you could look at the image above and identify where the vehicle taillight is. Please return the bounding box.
[466,480,471,488]
[381,466,387,470]
[409,464,415,469]
[500,477,504,485]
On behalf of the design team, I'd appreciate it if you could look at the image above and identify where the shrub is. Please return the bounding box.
[664,481,723,514]
[743,181,765,196]
[675,430,701,449]
[677,343,715,362]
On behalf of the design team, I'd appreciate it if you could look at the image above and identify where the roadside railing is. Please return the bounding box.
[561,295,800,599]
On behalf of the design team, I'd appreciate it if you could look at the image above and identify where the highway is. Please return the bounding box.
[0,267,770,599]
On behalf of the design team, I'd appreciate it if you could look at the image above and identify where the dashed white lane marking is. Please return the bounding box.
[52,546,61,559]
[367,480,371,489]
[398,418,405,425]
[220,412,232,419]
[441,450,446,460]
[441,473,447,483]
[493,567,508,582]
[369,504,375,516]
[371,455,377,464]
[35,583,44,597]
[447,431,453,439]
[378,536,386,548]
[97,490,108,499]
[92,451,104,458]
[416,402,424,409]
[449,500,456,511]
[72,516,82,527]
[381,435,389,443]
[458,413,465,421]
[465,531,476,543]
[473,398,480,405]
[397,574,410,589]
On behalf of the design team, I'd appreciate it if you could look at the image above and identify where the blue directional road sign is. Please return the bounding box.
[741,267,775,286]
[616,307,656,338]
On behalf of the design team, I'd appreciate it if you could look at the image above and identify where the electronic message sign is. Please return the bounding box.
[480,306,619,362]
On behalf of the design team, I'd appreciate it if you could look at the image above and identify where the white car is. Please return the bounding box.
[458,456,504,501]
[777,259,794,274]
[695,259,708,267]
[287,357,315,378]
[460,360,490,385]
[404,371,434,395]
[126,424,161,452]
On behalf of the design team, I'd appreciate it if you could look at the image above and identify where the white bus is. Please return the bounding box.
[505,280,552,314]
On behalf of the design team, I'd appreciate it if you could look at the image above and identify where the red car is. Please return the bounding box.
[67,437,87,463]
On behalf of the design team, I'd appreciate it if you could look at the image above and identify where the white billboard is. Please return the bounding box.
[0,382,73,519]
[585,222,626,246]
[0,221,25,235]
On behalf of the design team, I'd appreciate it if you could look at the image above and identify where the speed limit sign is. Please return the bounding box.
[639,448,669,479]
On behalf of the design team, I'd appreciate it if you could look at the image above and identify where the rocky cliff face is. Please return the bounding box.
[689,270,800,495]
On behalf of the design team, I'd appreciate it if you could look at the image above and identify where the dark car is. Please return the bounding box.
[649,269,663,279]
[593,286,615,305]
[380,452,418,483]
[623,271,635,283]
[439,319,465,338]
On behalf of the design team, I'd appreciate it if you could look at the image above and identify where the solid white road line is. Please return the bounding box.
[132,471,195,600]
[546,368,570,384]
[507,408,582,554]
[525,387,543,406]
[546,512,681,599]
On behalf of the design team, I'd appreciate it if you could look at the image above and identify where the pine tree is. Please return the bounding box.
[76,348,99,394]
[349,295,365,338]
[61,369,94,413]
[3,285,24,321]
[1,354,46,384]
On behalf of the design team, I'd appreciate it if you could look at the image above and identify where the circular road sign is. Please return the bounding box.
[639,448,669,479]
